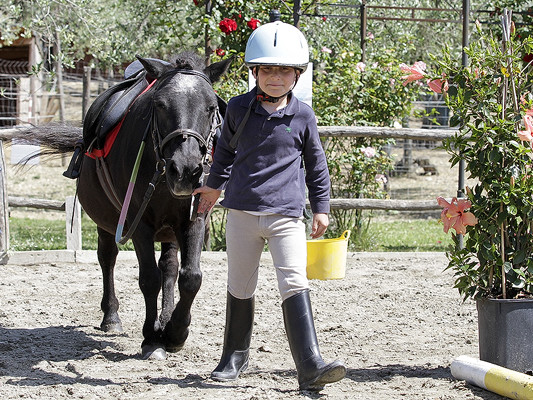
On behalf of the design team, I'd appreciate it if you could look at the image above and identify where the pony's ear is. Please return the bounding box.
[205,57,233,84]
[136,55,173,80]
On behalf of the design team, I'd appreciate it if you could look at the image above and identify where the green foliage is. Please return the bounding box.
[312,41,421,243]
[431,16,533,300]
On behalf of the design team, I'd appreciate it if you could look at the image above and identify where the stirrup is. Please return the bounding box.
[63,141,85,179]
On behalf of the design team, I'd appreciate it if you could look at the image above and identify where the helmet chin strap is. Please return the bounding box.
[256,87,291,103]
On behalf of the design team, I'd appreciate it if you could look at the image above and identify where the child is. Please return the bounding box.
[193,19,346,391]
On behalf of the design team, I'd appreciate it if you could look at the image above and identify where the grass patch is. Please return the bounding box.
[363,218,452,252]
[9,214,135,251]
[9,215,452,252]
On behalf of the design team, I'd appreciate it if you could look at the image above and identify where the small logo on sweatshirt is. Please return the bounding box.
[285,127,292,133]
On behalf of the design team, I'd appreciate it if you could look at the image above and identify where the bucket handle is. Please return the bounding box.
[340,230,351,241]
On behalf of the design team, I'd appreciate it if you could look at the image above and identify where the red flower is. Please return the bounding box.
[524,53,533,64]
[216,48,226,57]
[322,16,327,21]
[193,0,199,5]
[219,18,237,35]
[247,18,260,30]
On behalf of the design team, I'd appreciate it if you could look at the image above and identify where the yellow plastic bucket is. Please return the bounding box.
[306,230,351,280]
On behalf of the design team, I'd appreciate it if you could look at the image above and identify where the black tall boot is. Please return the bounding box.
[211,292,254,381]
[282,290,346,391]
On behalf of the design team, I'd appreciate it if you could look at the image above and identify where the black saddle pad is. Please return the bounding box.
[83,70,149,149]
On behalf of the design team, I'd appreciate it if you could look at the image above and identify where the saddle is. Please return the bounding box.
[63,69,149,179]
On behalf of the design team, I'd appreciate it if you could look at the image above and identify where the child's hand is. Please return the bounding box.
[192,186,221,214]
[310,213,329,239]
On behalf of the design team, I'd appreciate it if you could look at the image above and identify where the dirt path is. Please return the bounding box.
[0,251,502,399]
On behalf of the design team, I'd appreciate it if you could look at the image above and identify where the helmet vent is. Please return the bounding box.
[274,31,278,47]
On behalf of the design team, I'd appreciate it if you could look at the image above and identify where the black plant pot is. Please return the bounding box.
[477,298,533,374]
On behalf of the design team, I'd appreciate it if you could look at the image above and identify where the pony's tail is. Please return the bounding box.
[0,122,83,161]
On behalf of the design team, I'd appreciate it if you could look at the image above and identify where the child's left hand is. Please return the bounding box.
[310,213,329,239]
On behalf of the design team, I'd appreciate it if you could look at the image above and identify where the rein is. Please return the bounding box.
[114,68,222,245]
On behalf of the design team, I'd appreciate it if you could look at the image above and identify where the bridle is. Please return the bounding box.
[115,68,222,245]
[150,69,223,171]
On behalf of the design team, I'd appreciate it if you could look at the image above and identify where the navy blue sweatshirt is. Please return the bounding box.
[206,88,330,218]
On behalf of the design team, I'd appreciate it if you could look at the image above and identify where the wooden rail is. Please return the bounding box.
[2,126,458,141]
[318,126,457,140]
[8,196,65,210]
[7,197,442,213]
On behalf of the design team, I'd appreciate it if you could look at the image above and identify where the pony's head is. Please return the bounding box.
[138,53,232,197]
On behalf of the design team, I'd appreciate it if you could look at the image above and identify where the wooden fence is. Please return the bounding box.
[0,125,459,251]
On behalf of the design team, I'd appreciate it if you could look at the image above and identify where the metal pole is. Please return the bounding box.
[458,0,469,199]
[204,0,213,66]
[360,0,367,62]
[293,0,301,27]
[457,0,470,249]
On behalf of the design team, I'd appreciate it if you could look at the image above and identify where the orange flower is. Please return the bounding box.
[400,61,427,85]
[437,197,478,234]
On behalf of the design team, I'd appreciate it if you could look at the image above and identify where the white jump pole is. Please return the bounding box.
[451,355,533,399]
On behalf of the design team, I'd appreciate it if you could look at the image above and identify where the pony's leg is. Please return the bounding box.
[97,226,122,332]
[158,241,179,329]
[163,219,204,352]
[132,230,165,360]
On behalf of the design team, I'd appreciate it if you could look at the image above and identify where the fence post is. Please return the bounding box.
[65,196,82,251]
[0,141,9,254]
[82,66,92,119]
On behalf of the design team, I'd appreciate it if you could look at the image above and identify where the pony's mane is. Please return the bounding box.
[170,52,205,71]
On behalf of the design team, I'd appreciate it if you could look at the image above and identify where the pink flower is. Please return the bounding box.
[518,111,533,142]
[216,48,226,57]
[356,62,366,73]
[400,61,427,85]
[219,18,237,35]
[375,174,387,184]
[361,146,376,157]
[321,46,332,54]
[367,32,375,40]
[247,18,260,30]
[437,197,478,235]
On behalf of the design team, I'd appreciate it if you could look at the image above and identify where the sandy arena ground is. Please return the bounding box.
[0,251,503,400]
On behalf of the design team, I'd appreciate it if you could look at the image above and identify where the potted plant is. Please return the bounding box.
[402,10,533,373]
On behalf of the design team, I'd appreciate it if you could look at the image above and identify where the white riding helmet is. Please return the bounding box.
[244,21,309,72]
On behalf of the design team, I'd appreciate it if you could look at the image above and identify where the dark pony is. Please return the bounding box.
[10,52,232,359]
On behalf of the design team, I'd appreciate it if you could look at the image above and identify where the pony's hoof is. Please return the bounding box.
[100,321,123,333]
[163,327,189,353]
[165,342,185,353]
[141,344,167,360]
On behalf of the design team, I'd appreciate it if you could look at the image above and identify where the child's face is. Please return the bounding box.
[254,66,299,99]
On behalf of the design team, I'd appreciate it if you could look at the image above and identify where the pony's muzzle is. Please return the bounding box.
[166,159,203,195]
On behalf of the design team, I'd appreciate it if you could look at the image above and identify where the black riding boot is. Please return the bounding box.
[282,290,346,391]
[211,292,254,381]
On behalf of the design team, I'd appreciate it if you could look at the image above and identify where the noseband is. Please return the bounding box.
[151,69,223,172]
